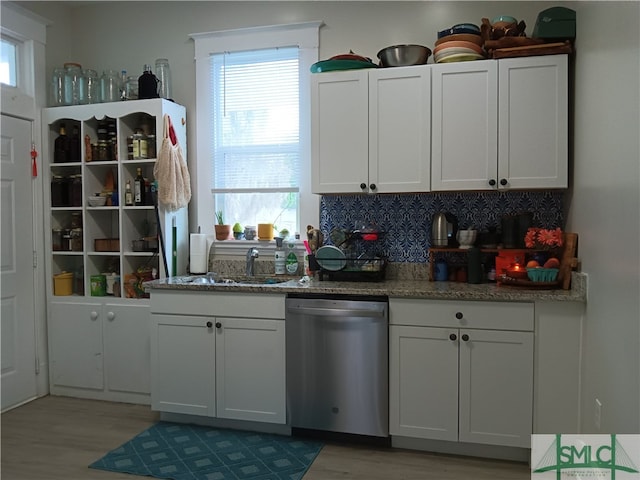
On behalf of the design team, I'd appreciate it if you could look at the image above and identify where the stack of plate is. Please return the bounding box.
[434,24,486,64]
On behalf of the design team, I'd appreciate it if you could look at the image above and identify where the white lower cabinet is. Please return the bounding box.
[389,299,534,448]
[149,291,286,424]
[49,301,150,403]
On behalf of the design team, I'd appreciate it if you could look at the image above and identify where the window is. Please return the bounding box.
[191,22,321,248]
[0,37,18,86]
[211,47,300,235]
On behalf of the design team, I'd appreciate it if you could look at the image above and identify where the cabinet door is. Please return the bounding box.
[49,302,103,390]
[311,70,369,193]
[458,329,533,448]
[498,55,568,189]
[389,325,458,441]
[369,66,431,193]
[431,61,498,191]
[150,314,215,416]
[103,303,150,395]
[215,317,285,424]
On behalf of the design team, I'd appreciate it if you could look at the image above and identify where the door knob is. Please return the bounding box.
[206,321,213,328]
[215,322,222,329]
[360,183,367,190]
[449,333,457,341]
[369,183,376,191]
[500,178,508,186]
[461,334,470,342]
[488,179,496,186]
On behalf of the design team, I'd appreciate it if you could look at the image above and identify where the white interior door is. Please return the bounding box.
[1,114,37,410]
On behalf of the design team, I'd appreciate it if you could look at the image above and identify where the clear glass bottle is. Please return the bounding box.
[81,69,98,104]
[155,58,172,100]
[99,69,120,103]
[63,62,83,105]
[125,76,138,100]
[50,67,65,106]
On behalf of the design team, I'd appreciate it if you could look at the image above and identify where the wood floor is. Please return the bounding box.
[1,395,530,479]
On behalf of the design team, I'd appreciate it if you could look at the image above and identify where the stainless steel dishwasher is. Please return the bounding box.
[285,294,389,438]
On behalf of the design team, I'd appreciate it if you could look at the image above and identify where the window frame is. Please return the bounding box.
[191,22,322,256]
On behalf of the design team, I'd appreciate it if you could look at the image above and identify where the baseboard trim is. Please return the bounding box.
[391,436,530,463]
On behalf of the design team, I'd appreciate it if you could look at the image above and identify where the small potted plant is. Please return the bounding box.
[232,222,244,240]
[214,210,231,241]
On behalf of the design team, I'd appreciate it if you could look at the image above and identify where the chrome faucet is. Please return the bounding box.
[246,247,259,276]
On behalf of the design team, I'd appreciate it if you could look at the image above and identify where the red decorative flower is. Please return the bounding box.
[524,227,564,250]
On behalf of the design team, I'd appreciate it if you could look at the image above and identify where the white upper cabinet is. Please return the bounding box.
[311,66,431,194]
[431,54,568,191]
[311,70,369,194]
[498,55,568,189]
[368,67,431,193]
[431,60,498,191]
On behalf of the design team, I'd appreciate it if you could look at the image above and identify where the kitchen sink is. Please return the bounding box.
[180,275,299,286]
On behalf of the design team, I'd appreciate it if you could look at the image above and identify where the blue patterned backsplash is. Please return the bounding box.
[319,191,565,263]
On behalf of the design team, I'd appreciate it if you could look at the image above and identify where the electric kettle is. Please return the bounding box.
[431,212,458,247]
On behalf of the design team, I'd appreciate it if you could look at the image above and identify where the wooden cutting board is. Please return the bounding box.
[491,41,573,59]
[559,232,578,290]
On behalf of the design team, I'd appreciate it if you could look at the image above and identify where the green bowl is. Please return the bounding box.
[526,267,559,282]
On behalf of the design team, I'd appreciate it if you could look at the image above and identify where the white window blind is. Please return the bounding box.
[210,47,300,193]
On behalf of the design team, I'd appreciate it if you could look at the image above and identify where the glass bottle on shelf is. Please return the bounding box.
[50,67,65,106]
[134,168,145,206]
[63,62,83,105]
[68,125,81,162]
[81,69,98,104]
[125,180,133,206]
[100,69,120,103]
[155,58,172,100]
[54,123,69,163]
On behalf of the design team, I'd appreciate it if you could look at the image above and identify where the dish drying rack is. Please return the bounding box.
[313,230,387,282]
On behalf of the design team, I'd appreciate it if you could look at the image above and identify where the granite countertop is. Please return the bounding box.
[146,271,587,303]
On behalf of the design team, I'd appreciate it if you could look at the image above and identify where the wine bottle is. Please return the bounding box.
[134,168,145,206]
[54,123,69,163]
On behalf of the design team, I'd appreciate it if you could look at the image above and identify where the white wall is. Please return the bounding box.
[19,0,640,434]
[567,2,640,434]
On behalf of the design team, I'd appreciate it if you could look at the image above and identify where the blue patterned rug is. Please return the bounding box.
[89,422,323,480]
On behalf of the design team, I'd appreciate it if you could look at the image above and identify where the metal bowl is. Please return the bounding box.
[377,44,432,67]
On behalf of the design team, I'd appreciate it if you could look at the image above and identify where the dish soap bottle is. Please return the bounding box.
[286,242,299,275]
[274,237,286,275]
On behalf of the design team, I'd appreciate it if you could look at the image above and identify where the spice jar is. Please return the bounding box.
[96,140,110,161]
[52,228,63,251]
[70,228,83,252]
[70,211,82,229]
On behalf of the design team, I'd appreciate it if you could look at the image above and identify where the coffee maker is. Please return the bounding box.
[431,212,458,247]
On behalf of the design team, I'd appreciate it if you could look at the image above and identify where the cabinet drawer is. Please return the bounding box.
[150,290,285,319]
[389,298,533,331]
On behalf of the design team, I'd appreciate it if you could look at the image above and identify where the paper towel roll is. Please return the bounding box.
[190,234,212,274]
